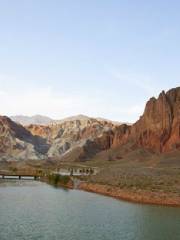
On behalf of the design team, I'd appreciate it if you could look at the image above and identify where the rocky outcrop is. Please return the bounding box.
[0,115,117,161]
[112,124,131,147]
[0,116,49,161]
[113,87,180,152]
[26,116,116,160]
[26,124,52,140]
[1,87,180,161]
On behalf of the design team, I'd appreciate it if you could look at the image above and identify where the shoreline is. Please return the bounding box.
[78,182,180,207]
[1,177,179,207]
[41,176,74,189]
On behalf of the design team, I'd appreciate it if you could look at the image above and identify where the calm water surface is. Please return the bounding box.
[0,180,180,240]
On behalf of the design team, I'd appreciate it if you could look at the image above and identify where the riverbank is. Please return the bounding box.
[41,175,74,189]
[79,182,180,207]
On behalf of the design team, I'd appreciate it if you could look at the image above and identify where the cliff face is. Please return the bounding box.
[113,87,180,152]
[0,115,116,161]
[0,116,49,160]
[0,87,180,162]
[26,117,115,160]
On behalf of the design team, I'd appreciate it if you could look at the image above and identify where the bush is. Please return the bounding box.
[48,174,70,186]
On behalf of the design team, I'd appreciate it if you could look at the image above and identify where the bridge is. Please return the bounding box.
[0,172,41,180]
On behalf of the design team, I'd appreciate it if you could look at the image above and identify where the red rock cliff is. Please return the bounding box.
[113,87,180,152]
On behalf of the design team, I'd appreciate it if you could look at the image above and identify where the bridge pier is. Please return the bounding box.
[19,176,21,180]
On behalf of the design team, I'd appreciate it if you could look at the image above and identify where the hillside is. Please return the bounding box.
[0,115,117,161]
[0,116,49,161]
[27,115,115,160]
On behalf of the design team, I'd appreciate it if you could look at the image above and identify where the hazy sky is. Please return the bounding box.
[0,1,180,122]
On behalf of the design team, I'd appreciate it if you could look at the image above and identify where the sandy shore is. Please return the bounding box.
[79,182,180,207]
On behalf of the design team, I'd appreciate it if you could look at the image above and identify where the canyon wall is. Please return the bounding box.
[113,87,180,152]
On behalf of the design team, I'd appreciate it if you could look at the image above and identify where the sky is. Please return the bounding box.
[0,0,180,123]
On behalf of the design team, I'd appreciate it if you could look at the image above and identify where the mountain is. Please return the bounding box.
[10,115,53,126]
[112,87,180,153]
[11,114,124,126]
[24,85,180,161]
[1,87,180,162]
[26,115,115,161]
[42,87,180,162]
[0,115,117,161]
[0,116,49,161]
[52,114,91,124]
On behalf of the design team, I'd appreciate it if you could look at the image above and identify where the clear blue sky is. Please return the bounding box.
[0,0,180,122]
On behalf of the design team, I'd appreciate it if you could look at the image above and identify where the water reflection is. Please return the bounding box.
[0,180,180,240]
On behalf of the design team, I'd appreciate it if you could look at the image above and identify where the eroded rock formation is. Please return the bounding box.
[0,87,180,162]
[0,116,49,160]
[113,87,180,152]
[27,117,115,159]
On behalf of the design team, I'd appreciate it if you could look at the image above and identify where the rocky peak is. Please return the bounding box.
[1,87,180,162]
[113,87,180,153]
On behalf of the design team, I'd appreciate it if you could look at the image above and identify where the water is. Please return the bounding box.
[0,180,180,240]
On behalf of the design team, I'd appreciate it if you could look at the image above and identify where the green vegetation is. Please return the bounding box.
[48,174,70,186]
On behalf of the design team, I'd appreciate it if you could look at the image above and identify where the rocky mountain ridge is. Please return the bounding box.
[113,87,180,153]
[10,115,53,126]
[0,115,116,161]
[26,116,115,160]
[1,87,180,162]
[10,114,123,126]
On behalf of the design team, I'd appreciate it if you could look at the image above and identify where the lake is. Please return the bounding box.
[0,180,180,240]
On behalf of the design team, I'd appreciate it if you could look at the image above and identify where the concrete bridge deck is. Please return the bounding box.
[0,174,40,180]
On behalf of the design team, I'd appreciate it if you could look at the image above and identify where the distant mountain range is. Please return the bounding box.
[0,86,179,163]
[10,114,123,126]
[10,115,53,126]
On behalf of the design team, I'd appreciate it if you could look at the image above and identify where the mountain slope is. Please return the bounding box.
[27,116,115,160]
[0,116,49,161]
[1,87,180,162]
[0,115,117,161]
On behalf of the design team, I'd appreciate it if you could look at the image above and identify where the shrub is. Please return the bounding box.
[48,174,70,186]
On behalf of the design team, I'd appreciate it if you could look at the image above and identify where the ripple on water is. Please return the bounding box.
[0,180,180,240]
